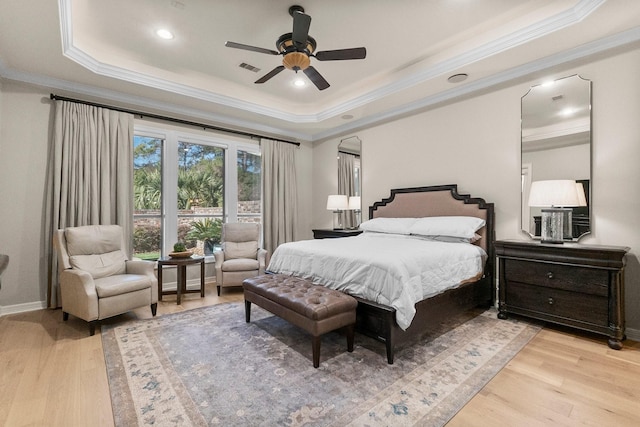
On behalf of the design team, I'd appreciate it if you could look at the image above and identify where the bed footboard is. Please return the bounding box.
[355,278,492,364]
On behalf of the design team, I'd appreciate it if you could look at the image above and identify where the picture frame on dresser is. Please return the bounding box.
[495,240,630,349]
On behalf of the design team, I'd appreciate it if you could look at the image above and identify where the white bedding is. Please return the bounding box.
[266,232,487,330]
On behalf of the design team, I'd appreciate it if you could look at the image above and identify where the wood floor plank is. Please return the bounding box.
[1,284,639,427]
[448,322,640,426]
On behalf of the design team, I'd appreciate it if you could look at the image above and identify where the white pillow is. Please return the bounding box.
[358,217,419,235]
[412,233,482,244]
[409,216,485,239]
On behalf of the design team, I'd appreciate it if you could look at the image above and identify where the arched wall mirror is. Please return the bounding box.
[521,74,592,241]
[338,136,362,229]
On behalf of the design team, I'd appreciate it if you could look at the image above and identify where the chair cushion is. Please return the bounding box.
[222,258,260,272]
[224,241,258,260]
[65,225,127,279]
[70,251,127,279]
[65,225,123,255]
[94,274,153,298]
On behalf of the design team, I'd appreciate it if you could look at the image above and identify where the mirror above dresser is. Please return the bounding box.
[521,75,592,241]
[337,136,361,229]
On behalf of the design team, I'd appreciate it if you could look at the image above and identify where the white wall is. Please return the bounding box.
[523,143,590,182]
[312,48,640,336]
[2,48,638,336]
[0,80,313,314]
[0,82,52,312]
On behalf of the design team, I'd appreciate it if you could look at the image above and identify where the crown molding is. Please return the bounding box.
[312,25,640,141]
[0,59,311,142]
[316,0,606,122]
[3,7,638,144]
[57,0,605,125]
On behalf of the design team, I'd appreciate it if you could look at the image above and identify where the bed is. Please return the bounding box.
[268,184,495,363]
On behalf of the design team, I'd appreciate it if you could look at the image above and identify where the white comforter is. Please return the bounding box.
[267,233,487,330]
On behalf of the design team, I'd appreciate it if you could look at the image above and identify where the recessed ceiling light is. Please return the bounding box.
[341,114,354,120]
[560,107,576,117]
[156,29,174,40]
[447,73,468,83]
[293,78,306,87]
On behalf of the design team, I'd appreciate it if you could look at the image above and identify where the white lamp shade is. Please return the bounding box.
[528,180,582,207]
[575,182,587,207]
[348,196,361,210]
[326,194,348,211]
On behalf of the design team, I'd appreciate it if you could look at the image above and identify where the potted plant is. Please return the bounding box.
[186,218,222,255]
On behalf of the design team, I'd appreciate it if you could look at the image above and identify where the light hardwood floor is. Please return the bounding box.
[1,282,638,426]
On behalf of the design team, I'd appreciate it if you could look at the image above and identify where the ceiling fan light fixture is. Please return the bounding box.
[293,78,306,87]
[225,5,366,90]
[283,51,310,70]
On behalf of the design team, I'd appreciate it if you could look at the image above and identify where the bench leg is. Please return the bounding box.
[244,300,251,323]
[346,324,355,352]
[312,336,321,368]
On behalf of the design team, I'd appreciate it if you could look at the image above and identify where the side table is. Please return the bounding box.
[157,256,205,305]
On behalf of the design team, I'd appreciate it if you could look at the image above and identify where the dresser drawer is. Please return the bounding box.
[506,282,608,326]
[496,240,629,350]
[503,259,608,297]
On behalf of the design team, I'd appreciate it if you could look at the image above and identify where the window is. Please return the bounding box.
[132,125,261,259]
[133,136,162,260]
[237,149,261,223]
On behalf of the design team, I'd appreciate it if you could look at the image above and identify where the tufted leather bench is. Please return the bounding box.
[243,274,357,368]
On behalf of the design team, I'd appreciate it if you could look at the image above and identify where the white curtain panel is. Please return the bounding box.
[261,138,298,256]
[45,100,134,308]
[338,152,357,229]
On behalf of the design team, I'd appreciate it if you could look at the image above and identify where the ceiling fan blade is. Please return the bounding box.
[225,41,279,56]
[303,66,330,90]
[255,66,285,84]
[315,47,367,61]
[292,11,311,50]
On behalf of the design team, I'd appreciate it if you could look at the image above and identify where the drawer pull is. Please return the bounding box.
[548,297,555,305]
[547,272,554,279]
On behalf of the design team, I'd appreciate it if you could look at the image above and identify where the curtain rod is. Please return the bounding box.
[338,150,360,157]
[49,94,300,147]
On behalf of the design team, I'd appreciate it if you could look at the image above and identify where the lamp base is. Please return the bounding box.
[332,211,344,230]
[541,207,572,244]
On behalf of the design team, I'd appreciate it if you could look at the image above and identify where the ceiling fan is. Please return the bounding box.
[225,5,366,91]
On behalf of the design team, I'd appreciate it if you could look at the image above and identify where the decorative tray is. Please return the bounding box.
[168,251,193,258]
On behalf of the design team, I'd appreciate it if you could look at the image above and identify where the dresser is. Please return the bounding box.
[312,229,363,239]
[495,240,629,349]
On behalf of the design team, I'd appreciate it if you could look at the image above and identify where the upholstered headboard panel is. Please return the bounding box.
[369,185,494,255]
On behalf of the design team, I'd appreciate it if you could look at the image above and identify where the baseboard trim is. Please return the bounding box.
[0,278,211,316]
[0,300,47,316]
[626,327,640,342]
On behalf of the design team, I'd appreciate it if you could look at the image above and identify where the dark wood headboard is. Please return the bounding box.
[369,184,495,286]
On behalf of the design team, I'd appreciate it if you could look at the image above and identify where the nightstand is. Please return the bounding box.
[495,240,630,349]
[312,229,363,239]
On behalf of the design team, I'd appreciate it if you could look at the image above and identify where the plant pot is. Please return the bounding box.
[204,240,216,255]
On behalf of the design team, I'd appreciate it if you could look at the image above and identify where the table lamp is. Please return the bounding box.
[326,195,348,230]
[348,196,361,228]
[528,180,585,243]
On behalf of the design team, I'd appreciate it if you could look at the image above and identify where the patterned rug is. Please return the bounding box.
[102,303,540,426]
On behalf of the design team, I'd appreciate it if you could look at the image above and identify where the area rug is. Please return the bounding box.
[102,303,540,426]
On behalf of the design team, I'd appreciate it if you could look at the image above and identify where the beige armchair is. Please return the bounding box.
[214,223,267,296]
[53,225,158,335]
